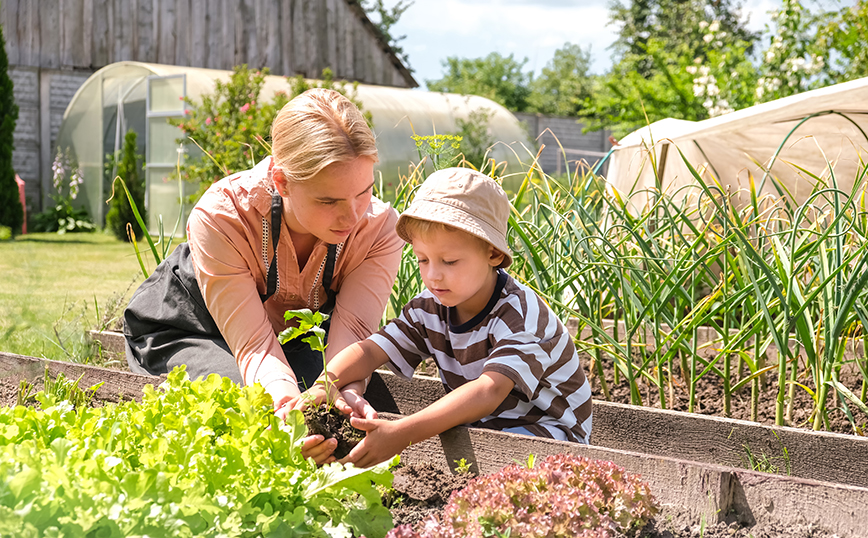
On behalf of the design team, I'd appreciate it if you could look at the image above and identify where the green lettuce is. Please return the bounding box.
[0,367,394,537]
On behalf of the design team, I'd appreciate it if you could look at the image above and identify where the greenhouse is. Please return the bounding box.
[607,76,868,211]
[56,61,533,232]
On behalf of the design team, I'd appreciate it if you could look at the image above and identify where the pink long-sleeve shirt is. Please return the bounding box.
[186,157,403,389]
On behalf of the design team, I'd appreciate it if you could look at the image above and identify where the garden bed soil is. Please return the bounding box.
[588,351,867,435]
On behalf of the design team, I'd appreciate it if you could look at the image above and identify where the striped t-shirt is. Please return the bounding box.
[370,270,592,443]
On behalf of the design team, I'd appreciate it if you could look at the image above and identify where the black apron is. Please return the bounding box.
[123,192,338,390]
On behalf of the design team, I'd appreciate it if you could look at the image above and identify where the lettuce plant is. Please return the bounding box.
[0,367,394,538]
[387,453,657,538]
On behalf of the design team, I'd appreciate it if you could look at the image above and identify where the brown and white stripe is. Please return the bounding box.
[370,271,592,443]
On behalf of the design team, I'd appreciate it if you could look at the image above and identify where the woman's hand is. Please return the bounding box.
[300,434,338,465]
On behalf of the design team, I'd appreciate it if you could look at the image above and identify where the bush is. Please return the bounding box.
[32,147,95,234]
[0,17,23,235]
[105,130,146,241]
[387,453,658,538]
[171,65,371,204]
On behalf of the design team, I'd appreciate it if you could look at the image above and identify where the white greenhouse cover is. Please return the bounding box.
[607,76,868,210]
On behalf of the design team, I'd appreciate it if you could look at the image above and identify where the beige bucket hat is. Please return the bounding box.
[395,167,512,268]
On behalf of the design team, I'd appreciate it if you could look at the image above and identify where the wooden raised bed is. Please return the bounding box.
[3,348,868,537]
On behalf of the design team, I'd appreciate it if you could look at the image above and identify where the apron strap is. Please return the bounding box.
[260,191,283,302]
[320,243,339,315]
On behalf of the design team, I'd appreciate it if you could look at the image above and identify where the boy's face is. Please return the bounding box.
[411,226,504,322]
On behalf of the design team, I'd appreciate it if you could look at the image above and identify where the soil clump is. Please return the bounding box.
[302,404,365,460]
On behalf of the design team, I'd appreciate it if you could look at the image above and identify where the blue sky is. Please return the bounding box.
[390,0,782,89]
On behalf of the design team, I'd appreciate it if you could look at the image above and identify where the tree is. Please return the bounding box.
[582,0,758,137]
[171,65,370,203]
[0,16,23,235]
[527,43,594,117]
[362,0,414,72]
[426,53,533,112]
[105,130,146,242]
[814,0,868,82]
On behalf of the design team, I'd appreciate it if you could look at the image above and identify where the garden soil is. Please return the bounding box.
[586,351,867,434]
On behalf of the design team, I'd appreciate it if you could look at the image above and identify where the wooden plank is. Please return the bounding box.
[324,0,337,72]
[291,0,306,76]
[136,0,155,63]
[80,0,93,66]
[279,0,293,76]
[220,0,234,68]
[190,0,207,67]
[91,0,108,65]
[174,0,190,65]
[157,0,176,65]
[0,351,163,403]
[17,0,37,66]
[263,0,280,71]
[58,0,81,67]
[39,0,60,68]
[204,0,222,69]
[402,422,868,538]
[115,0,133,62]
[364,369,868,489]
[3,0,20,65]
[342,1,354,80]
[233,0,249,67]
[305,0,319,76]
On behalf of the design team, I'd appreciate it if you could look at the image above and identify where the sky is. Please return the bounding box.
[389,0,782,89]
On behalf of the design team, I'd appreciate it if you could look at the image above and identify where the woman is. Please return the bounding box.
[124,89,403,461]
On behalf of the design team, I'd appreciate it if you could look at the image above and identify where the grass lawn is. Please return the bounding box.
[0,232,164,365]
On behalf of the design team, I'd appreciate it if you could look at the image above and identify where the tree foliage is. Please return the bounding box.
[427,52,533,112]
[527,43,594,117]
[362,0,414,72]
[0,17,23,235]
[105,130,146,242]
[171,65,369,203]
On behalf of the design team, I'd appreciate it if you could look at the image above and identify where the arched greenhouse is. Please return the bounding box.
[56,61,533,232]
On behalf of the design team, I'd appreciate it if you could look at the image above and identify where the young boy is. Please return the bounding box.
[303,167,592,468]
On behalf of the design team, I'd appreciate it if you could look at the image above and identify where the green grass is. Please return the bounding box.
[0,232,150,365]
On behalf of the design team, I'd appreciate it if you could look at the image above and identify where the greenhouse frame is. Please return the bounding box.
[56,61,533,232]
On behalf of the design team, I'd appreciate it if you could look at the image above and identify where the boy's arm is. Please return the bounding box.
[343,371,515,468]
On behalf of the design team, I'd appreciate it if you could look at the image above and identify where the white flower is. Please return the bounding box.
[703,34,714,43]
[699,20,709,29]
[709,20,720,32]
[686,65,698,75]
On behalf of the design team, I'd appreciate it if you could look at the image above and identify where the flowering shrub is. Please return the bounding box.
[387,453,657,538]
[32,147,95,233]
[172,65,370,204]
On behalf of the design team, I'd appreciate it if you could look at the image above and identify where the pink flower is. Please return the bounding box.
[240,103,250,113]
[205,117,212,125]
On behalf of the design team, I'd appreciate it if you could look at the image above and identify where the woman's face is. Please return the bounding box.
[275,156,376,244]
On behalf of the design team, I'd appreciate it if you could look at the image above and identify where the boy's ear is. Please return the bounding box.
[488,246,506,268]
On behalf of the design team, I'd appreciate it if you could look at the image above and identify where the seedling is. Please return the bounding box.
[36,365,104,409]
[16,379,35,407]
[278,308,334,402]
[279,308,364,459]
[453,458,473,475]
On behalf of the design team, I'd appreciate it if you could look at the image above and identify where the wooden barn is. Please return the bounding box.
[1,0,417,214]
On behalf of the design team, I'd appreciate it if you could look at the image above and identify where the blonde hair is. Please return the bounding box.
[270,88,378,182]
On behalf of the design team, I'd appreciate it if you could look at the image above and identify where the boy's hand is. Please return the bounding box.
[339,417,410,468]
[340,383,378,420]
